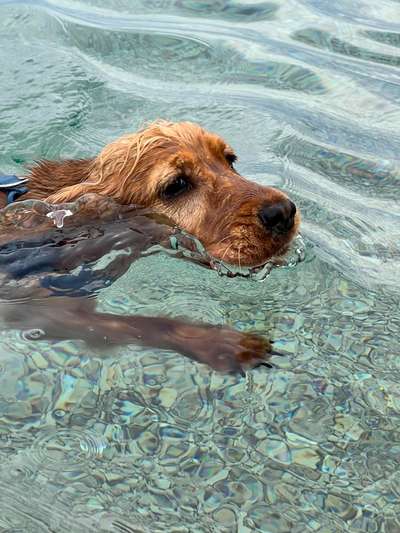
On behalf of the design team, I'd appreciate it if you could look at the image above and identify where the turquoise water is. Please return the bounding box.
[0,0,400,531]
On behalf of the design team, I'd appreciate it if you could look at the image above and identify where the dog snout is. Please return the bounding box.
[258,199,296,234]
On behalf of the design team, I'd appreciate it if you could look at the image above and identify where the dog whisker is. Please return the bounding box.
[219,242,234,264]
[237,245,242,271]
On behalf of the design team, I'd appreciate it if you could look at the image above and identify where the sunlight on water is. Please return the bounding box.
[0,0,399,531]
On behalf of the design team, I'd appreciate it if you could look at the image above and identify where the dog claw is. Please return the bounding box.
[254,361,273,369]
[270,349,284,357]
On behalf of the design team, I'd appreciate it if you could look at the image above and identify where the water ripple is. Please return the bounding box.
[31,428,108,471]
[1,0,400,529]
[294,28,400,68]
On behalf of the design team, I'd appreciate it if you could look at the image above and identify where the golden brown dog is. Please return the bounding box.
[0,121,300,373]
[23,120,299,267]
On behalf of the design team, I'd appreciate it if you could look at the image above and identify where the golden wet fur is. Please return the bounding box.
[22,120,300,266]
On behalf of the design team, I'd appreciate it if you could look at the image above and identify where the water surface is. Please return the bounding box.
[0,0,399,531]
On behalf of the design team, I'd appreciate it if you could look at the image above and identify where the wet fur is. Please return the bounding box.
[22,121,299,267]
[0,121,300,373]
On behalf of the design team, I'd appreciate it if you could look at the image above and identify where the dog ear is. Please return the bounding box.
[27,122,177,205]
[45,182,95,204]
[26,159,94,203]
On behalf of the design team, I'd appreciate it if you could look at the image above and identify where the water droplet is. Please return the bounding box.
[46,209,73,228]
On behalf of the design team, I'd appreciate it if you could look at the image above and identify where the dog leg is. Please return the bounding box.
[4,297,272,373]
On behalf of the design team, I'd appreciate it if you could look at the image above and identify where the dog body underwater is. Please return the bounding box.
[0,121,300,373]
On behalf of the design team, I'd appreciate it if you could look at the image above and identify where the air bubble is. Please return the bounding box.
[22,328,45,341]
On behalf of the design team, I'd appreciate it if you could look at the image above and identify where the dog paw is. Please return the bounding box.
[174,324,274,373]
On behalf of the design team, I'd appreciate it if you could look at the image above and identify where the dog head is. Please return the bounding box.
[48,121,300,267]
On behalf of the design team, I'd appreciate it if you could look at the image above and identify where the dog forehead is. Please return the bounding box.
[198,132,228,158]
[166,146,223,170]
[166,126,227,156]
[169,150,195,167]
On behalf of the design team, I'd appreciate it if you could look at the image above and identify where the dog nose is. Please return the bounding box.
[258,200,296,233]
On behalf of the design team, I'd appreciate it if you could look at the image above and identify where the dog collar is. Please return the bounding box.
[0,175,29,204]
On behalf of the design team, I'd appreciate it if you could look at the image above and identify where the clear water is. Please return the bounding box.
[0,0,400,531]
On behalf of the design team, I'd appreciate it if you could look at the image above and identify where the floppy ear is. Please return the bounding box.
[43,132,148,204]
[45,182,98,204]
[25,159,94,203]
[26,121,173,205]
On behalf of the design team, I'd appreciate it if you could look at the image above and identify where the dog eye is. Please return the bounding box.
[162,176,191,199]
[226,153,237,167]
